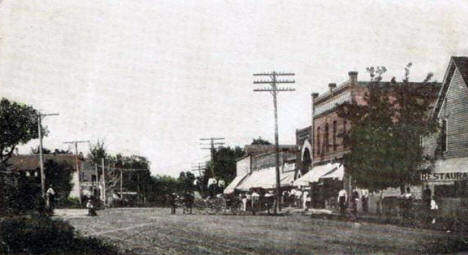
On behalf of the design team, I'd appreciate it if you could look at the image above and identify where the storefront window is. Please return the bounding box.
[434,180,468,198]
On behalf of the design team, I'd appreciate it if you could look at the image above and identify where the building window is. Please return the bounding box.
[324,123,329,153]
[316,127,321,156]
[333,120,337,151]
[343,120,347,148]
[441,119,448,152]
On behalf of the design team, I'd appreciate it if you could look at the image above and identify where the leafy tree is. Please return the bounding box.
[113,154,152,203]
[146,175,178,205]
[0,98,42,165]
[201,146,244,192]
[337,64,437,193]
[87,140,108,165]
[251,137,272,145]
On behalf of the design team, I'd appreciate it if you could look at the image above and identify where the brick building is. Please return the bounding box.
[296,70,440,209]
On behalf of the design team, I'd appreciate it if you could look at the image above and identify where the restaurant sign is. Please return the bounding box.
[421,172,468,182]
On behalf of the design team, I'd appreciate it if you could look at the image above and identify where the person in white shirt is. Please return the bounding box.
[46,185,56,213]
[302,190,309,210]
[337,189,348,215]
[430,196,439,224]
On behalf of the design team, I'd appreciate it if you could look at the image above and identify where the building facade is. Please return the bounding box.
[423,56,468,217]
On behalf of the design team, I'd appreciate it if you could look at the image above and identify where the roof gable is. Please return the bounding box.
[432,56,468,119]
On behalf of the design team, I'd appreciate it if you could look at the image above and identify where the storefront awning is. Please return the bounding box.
[293,163,341,186]
[236,167,295,191]
[319,164,344,180]
[223,174,248,194]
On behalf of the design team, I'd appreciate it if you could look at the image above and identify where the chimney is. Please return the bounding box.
[328,83,337,93]
[348,71,358,85]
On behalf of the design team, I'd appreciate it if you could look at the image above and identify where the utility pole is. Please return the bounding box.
[37,113,59,198]
[101,158,106,206]
[120,169,123,199]
[200,137,225,178]
[253,71,295,214]
[191,163,207,177]
[64,140,90,203]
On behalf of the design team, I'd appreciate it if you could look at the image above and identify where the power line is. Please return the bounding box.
[253,71,295,214]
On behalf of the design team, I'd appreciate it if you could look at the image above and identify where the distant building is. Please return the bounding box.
[224,144,297,194]
[6,153,104,202]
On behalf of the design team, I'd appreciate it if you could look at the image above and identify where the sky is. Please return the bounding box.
[1,0,468,177]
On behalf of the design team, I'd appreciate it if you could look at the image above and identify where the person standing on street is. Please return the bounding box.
[361,190,369,213]
[351,190,359,220]
[422,185,432,223]
[302,190,309,211]
[169,193,177,215]
[430,196,439,225]
[46,185,56,215]
[337,188,348,216]
[402,187,413,222]
[241,193,247,212]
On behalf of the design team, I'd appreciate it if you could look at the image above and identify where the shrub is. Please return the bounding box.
[0,216,120,254]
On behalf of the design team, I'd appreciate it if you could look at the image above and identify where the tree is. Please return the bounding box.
[88,140,108,165]
[337,64,437,193]
[251,137,272,145]
[114,154,152,203]
[0,98,42,165]
[201,146,244,191]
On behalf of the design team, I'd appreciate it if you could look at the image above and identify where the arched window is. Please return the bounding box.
[333,120,337,151]
[324,123,329,153]
[316,127,321,156]
[302,148,311,174]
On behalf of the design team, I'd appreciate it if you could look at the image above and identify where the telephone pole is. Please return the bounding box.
[191,163,207,177]
[253,71,295,214]
[38,112,59,198]
[64,140,90,203]
[200,137,225,178]
[101,158,106,206]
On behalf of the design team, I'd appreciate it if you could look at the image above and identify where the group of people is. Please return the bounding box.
[286,189,311,209]
[337,188,369,218]
[168,192,194,215]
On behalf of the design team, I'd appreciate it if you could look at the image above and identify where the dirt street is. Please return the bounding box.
[60,207,463,255]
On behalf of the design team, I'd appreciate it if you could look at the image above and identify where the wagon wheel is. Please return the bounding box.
[207,199,218,215]
[230,200,241,215]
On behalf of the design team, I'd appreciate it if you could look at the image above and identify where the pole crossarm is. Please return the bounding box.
[253,72,295,76]
[253,80,295,84]
[64,140,90,144]
[199,137,226,178]
[254,88,296,92]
